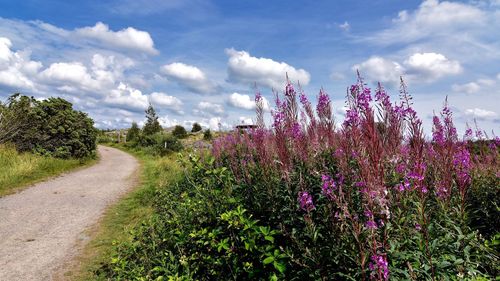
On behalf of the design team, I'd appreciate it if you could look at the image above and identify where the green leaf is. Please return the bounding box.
[273,261,286,273]
[263,256,274,265]
[264,235,275,243]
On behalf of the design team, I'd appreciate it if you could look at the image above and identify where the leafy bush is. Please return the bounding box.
[192,122,202,133]
[203,129,213,141]
[0,94,96,159]
[172,125,188,139]
[133,132,183,156]
[126,122,141,142]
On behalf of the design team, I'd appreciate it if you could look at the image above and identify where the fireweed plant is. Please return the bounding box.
[211,75,499,280]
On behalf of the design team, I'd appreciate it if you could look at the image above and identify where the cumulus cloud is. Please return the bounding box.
[161,62,217,94]
[226,48,310,89]
[75,22,158,54]
[150,92,183,113]
[353,56,404,85]
[0,37,42,90]
[228,92,270,111]
[464,108,498,119]
[452,82,480,94]
[354,52,462,84]
[376,0,486,44]
[404,52,462,80]
[195,101,224,116]
[104,83,149,111]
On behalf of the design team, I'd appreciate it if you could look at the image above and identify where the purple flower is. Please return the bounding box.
[321,174,336,200]
[415,223,422,231]
[365,220,377,229]
[369,254,389,280]
[255,92,262,103]
[299,92,309,106]
[298,191,315,212]
[289,122,302,139]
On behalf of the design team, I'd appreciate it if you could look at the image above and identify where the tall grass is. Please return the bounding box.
[0,144,91,196]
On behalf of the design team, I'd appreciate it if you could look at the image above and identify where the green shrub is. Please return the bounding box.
[172,125,187,139]
[203,129,213,141]
[0,94,96,159]
[126,122,141,142]
[143,104,162,136]
[191,122,202,133]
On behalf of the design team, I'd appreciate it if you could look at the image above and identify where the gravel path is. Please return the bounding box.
[0,145,139,281]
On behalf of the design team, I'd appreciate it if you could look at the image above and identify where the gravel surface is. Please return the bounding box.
[0,146,139,281]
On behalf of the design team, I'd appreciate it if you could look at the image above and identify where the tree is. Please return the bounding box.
[0,94,96,158]
[191,122,202,133]
[172,125,187,138]
[126,122,140,142]
[143,103,162,135]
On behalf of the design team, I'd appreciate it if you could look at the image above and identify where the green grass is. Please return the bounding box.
[0,144,95,197]
[65,143,182,281]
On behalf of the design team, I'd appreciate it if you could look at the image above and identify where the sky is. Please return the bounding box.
[0,0,499,135]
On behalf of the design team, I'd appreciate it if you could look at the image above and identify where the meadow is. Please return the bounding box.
[94,77,499,280]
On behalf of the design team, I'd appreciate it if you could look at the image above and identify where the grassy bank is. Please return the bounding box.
[0,144,95,197]
[66,143,182,281]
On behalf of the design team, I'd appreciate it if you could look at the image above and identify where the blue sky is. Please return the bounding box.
[0,0,499,135]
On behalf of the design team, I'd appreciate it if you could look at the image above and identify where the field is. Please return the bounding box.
[0,144,94,197]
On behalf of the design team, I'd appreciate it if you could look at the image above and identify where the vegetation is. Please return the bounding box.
[0,94,96,159]
[97,76,499,280]
[0,144,93,196]
[126,122,140,142]
[69,144,182,281]
[143,104,162,136]
[203,129,213,141]
[191,122,202,133]
[172,125,188,139]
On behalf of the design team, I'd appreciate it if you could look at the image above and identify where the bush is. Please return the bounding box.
[172,125,187,139]
[191,122,202,133]
[134,133,183,156]
[126,122,141,142]
[203,129,213,141]
[0,94,96,159]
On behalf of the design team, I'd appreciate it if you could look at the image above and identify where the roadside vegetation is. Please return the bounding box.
[0,144,93,196]
[0,94,97,195]
[95,76,499,280]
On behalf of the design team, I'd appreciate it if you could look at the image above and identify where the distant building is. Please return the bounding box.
[235,124,257,131]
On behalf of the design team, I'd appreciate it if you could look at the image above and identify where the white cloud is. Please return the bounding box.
[104,83,149,111]
[226,48,310,89]
[452,82,481,94]
[228,92,270,111]
[161,62,217,94]
[197,101,224,115]
[339,21,350,31]
[354,52,462,84]
[464,108,498,119]
[404,52,462,80]
[0,37,42,90]
[330,72,346,81]
[353,56,404,85]
[378,0,486,44]
[150,92,183,113]
[238,116,253,125]
[75,22,158,54]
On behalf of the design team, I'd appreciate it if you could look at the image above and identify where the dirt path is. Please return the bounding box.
[0,145,139,281]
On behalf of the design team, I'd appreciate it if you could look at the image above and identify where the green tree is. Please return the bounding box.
[143,104,162,135]
[191,122,202,133]
[172,125,187,138]
[126,122,140,142]
[1,94,96,158]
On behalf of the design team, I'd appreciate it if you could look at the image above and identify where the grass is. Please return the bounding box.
[64,143,182,281]
[0,144,95,197]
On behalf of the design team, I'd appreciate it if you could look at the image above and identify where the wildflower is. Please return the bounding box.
[321,174,336,200]
[290,122,302,139]
[415,223,422,231]
[298,191,315,212]
[365,220,377,229]
[369,254,389,280]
